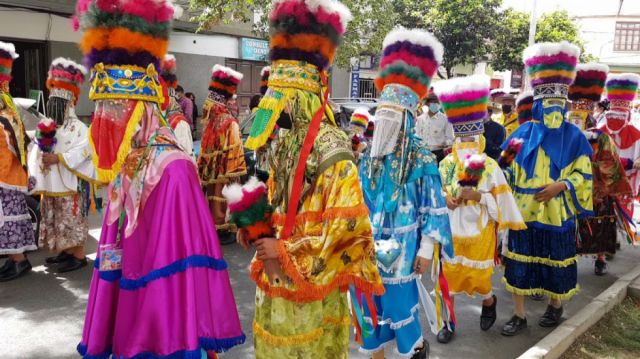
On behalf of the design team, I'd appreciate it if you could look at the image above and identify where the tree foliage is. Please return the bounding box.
[491,8,530,72]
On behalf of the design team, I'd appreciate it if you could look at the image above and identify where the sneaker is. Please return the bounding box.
[410,340,429,359]
[501,315,527,336]
[0,259,32,282]
[480,295,498,331]
[538,305,563,327]
[594,259,608,276]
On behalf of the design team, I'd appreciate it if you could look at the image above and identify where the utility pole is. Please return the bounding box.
[524,0,538,90]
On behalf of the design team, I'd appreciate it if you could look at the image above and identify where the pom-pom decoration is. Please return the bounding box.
[222,177,274,241]
[36,117,57,153]
[350,107,371,130]
[160,54,178,90]
[523,41,580,89]
[47,57,87,105]
[0,41,19,88]
[568,63,609,103]
[434,74,490,137]
[375,28,443,100]
[605,73,640,106]
[516,91,534,124]
[498,138,524,169]
[458,154,486,188]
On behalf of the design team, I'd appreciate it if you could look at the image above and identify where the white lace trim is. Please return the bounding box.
[419,206,449,215]
[0,244,37,255]
[373,222,419,235]
[0,182,28,193]
[381,273,420,284]
[1,214,31,222]
[443,255,495,269]
[364,303,421,330]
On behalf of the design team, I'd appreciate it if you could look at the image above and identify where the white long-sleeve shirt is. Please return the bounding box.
[414,111,454,150]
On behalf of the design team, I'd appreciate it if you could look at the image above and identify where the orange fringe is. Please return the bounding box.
[270,204,369,226]
[47,79,81,104]
[80,27,168,60]
[445,103,488,118]
[245,221,273,240]
[571,85,604,94]
[270,33,335,65]
[208,81,236,95]
[250,240,385,303]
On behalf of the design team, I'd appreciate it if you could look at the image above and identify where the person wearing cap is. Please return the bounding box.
[492,88,520,137]
[567,64,633,276]
[197,64,247,245]
[242,1,383,357]
[501,42,593,336]
[27,58,99,274]
[0,41,36,282]
[74,1,245,357]
[415,92,454,163]
[359,28,453,359]
[434,75,525,343]
[159,54,194,157]
[597,73,640,198]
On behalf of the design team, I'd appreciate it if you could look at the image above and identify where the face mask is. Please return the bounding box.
[534,98,566,129]
[567,111,588,130]
[370,105,404,157]
[428,103,440,113]
[605,110,629,131]
[502,105,513,114]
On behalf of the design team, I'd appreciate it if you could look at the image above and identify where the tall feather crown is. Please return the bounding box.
[375,28,443,109]
[568,63,609,103]
[523,41,580,100]
[209,64,244,101]
[606,73,640,109]
[47,57,87,105]
[434,75,490,137]
[0,41,18,91]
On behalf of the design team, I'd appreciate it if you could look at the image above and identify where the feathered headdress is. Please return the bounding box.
[245,0,353,150]
[490,88,519,103]
[516,91,534,124]
[260,66,270,96]
[47,57,87,105]
[0,41,18,92]
[375,28,443,110]
[523,41,580,100]
[209,64,243,101]
[606,73,640,110]
[350,107,371,130]
[434,75,490,137]
[569,63,609,103]
[160,54,178,91]
[75,0,181,104]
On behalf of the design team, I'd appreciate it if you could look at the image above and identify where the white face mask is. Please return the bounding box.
[370,105,404,157]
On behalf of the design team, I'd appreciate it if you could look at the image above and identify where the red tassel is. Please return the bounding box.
[439,266,456,325]
[350,300,363,344]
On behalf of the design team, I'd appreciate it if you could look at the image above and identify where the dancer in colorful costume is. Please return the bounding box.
[568,64,634,275]
[491,88,520,137]
[434,75,525,343]
[349,107,371,161]
[198,64,247,244]
[243,0,384,357]
[516,91,534,125]
[597,73,640,197]
[0,41,36,282]
[358,28,453,359]
[28,57,98,273]
[501,42,593,336]
[159,54,193,157]
[75,1,245,357]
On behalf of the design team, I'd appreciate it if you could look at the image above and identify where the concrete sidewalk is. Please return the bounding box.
[1,213,639,359]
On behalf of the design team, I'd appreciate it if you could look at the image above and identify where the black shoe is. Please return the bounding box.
[57,257,88,273]
[45,251,73,265]
[530,294,545,301]
[594,259,608,276]
[410,340,429,359]
[539,305,563,327]
[0,259,12,275]
[501,315,527,336]
[0,259,32,282]
[480,295,498,331]
[218,230,236,246]
[437,324,455,344]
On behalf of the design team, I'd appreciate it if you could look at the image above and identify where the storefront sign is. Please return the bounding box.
[350,62,360,98]
[240,38,269,61]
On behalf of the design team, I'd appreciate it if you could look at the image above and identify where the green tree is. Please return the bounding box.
[536,10,598,62]
[491,8,530,72]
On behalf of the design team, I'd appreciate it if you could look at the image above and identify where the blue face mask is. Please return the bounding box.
[428,103,441,113]
[533,98,567,129]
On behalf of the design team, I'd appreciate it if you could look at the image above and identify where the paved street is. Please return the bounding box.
[1,212,639,359]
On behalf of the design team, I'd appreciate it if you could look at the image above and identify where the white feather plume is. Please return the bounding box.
[51,57,87,75]
[606,73,640,84]
[211,64,244,81]
[433,75,490,97]
[0,41,19,60]
[576,63,609,74]
[523,41,581,64]
[382,27,444,64]
[221,183,244,205]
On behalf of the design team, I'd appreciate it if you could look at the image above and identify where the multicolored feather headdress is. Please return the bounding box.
[516,90,534,124]
[605,73,640,110]
[0,41,18,92]
[375,28,443,110]
[75,0,180,104]
[160,54,178,94]
[47,58,87,105]
[523,41,580,100]
[568,63,609,104]
[490,88,519,103]
[209,64,243,101]
[350,107,371,130]
[245,0,352,150]
[260,66,270,96]
[434,75,490,137]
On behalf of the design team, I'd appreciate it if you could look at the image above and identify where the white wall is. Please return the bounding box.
[169,32,238,59]
[0,7,80,42]
[577,16,640,69]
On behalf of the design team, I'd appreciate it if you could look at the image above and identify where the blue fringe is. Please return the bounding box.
[77,334,246,359]
[120,255,227,291]
[93,258,123,282]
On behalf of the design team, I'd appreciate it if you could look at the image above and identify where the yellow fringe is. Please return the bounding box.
[253,320,324,347]
[499,221,528,231]
[88,101,146,183]
[57,154,106,186]
[2,93,26,166]
[322,316,351,327]
[503,250,578,267]
[245,87,296,151]
[33,191,76,197]
[492,184,512,196]
[198,143,242,157]
[502,277,580,300]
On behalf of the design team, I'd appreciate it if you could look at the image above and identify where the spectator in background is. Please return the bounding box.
[186,92,198,130]
[415,92,454,163]
[484,107,506,160]
[594,99,609,127]
[176,85,194,131]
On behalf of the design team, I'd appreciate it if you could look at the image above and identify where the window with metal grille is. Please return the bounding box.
[614,22,640,52]
[359,78,378,99]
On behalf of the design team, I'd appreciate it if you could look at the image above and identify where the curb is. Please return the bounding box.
[517,264,640,359]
